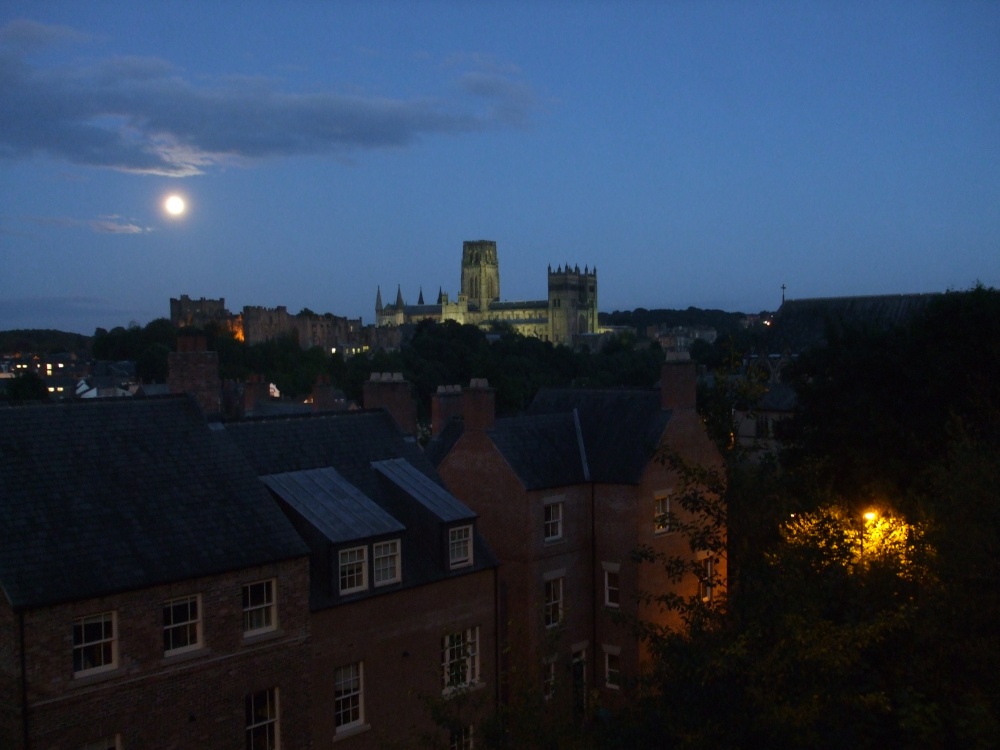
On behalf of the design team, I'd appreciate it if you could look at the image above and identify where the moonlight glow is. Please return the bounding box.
[164,195,186,216]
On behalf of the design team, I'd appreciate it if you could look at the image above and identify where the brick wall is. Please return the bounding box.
[21,558,312,749]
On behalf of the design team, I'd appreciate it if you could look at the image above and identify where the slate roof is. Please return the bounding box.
[768,294,938,353]
[372,458,476,523]
[0,397,307,610]
[260,467,404,543]
[526,389,670,485]
[487,412,589,490]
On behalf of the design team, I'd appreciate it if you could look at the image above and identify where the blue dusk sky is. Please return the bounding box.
[1,2,998,335]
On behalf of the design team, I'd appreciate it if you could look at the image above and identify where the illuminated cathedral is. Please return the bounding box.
[375,240,598,345]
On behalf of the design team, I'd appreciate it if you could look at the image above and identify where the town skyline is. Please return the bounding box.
[2,3,998,335]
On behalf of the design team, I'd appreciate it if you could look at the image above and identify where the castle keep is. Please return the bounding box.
[376,240,598,345]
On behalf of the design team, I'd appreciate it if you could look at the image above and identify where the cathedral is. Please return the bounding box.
[375,240,599,345]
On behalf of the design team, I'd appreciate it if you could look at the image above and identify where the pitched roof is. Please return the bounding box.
[0,397,307,610]
[372,458,475,523]
[488,412,589,490]
[526,388,670,484]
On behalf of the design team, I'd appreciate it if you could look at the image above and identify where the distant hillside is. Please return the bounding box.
[0,329,92,355]
[599,307,750,337]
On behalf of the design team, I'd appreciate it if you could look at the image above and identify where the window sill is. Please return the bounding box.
[242,628,284,646]
[543,537,565,548]
[334,723,371,742]
[161,646,210,666]
[441,681,485,699]
[71,666,120,687]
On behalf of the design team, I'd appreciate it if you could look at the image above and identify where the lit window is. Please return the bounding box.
[699,558,715,602]
[449,724,474,750]
[339,546,368,594]
[163,594,202,655]
[449,526,472,569]
[242,580,276,636]
[604,647,621,689]
[603,566,620,608]
[245,687,279,750]
[654,493,671,534]
[373,540,401,586]
[334,662,364,732]
[544,501,563,542]
[442,626,480,693]
[544,577,564,628]
[73,612,116,676]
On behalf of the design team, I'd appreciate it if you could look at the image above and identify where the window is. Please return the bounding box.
[73,612,116,676]
[544,576,564,628]
[543,659,556,700]
[699,557,715,602]
[334,662,364,732]
[603,646,621,689]
[80,736,120,750]
[450,725,474,750]
[339,546,368,594]
[543,500,563,542]
[442,626,480,692]
[603,564,620,608]
[654,493,671,534]
[449,525,472,569]
[242,580,276,636]
[373,540,401,586]
[163,594,201,655]
[245,687,279,750]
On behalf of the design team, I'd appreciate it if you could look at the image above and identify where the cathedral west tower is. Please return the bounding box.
[460,240,500,311]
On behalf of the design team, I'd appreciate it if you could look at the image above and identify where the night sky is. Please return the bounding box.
[1,2,997,335]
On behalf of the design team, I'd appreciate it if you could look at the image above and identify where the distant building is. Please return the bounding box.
[376,240,600,345]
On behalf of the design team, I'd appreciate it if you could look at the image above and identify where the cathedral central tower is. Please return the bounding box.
[460,240,500,311]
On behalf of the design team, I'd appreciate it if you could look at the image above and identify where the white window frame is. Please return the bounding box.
[602,562,620,608]
[242,579,277,637]
[163,594,202,656]
[334,661,365,733]
[449,525,473,569]
[73,611,117,677]
[449,724,474,750]
[699,556,715,602]
[543,658,557,701]
[654,492,672,534]
[245,687,280,750]
[603,645,621,690]
[543,574,564,629]
[373,539,401,586]
[543,498,563,542]
[441,626,480,693]
[339,545,369,594]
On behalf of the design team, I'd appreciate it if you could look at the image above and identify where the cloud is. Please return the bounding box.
[0,20,537,177]
[27,215,150,234]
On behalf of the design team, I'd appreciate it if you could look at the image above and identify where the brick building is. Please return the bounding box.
[0,397,311,749]
[426,362,724,713]
[224,409,499,749]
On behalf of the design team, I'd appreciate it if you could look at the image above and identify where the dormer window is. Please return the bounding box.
[339,546,368,594]
[449,525,473,569]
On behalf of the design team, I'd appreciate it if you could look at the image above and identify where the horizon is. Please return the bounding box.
[2,3,998,335]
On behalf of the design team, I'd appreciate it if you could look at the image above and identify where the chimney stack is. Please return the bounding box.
[312,374,345,413]
[660,360,697,411]
[363,372,417,436]
[432,384,464,437]
[168,335,221,417]
[463,378,495,431]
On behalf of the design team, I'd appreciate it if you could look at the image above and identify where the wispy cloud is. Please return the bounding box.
[28,215,151,234]
[0,19,537,177]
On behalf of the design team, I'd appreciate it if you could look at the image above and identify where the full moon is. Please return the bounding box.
[164,195,186,216]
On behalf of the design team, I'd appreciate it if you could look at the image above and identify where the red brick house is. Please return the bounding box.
[0,397,311,749]
[426,362,724,712]
[223,409,499,749]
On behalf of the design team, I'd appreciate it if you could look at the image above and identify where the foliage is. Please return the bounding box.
[92,318,176,362]
[0,328,91,354]
[2,371,49,402]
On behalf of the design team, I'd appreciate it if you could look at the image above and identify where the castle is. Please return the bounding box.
[376,240,599,345]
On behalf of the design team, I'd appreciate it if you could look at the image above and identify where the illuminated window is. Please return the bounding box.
[449,526,472,569]
[699,558,715,602]
[245,687,279,750]
[73,612,116,676]
[654,493,671,534]
[544,576,564,628]
[373,540,401,586]
[544,500,563,542]
[163,594,202,655]
[603,563,620,608]
[339,546,368,594]
[334,662,364,732]
[442,627,479,693]
[242,580,276,636]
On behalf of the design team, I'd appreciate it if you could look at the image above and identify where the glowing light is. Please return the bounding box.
[864,511,877,521]
[164,195,186,216]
